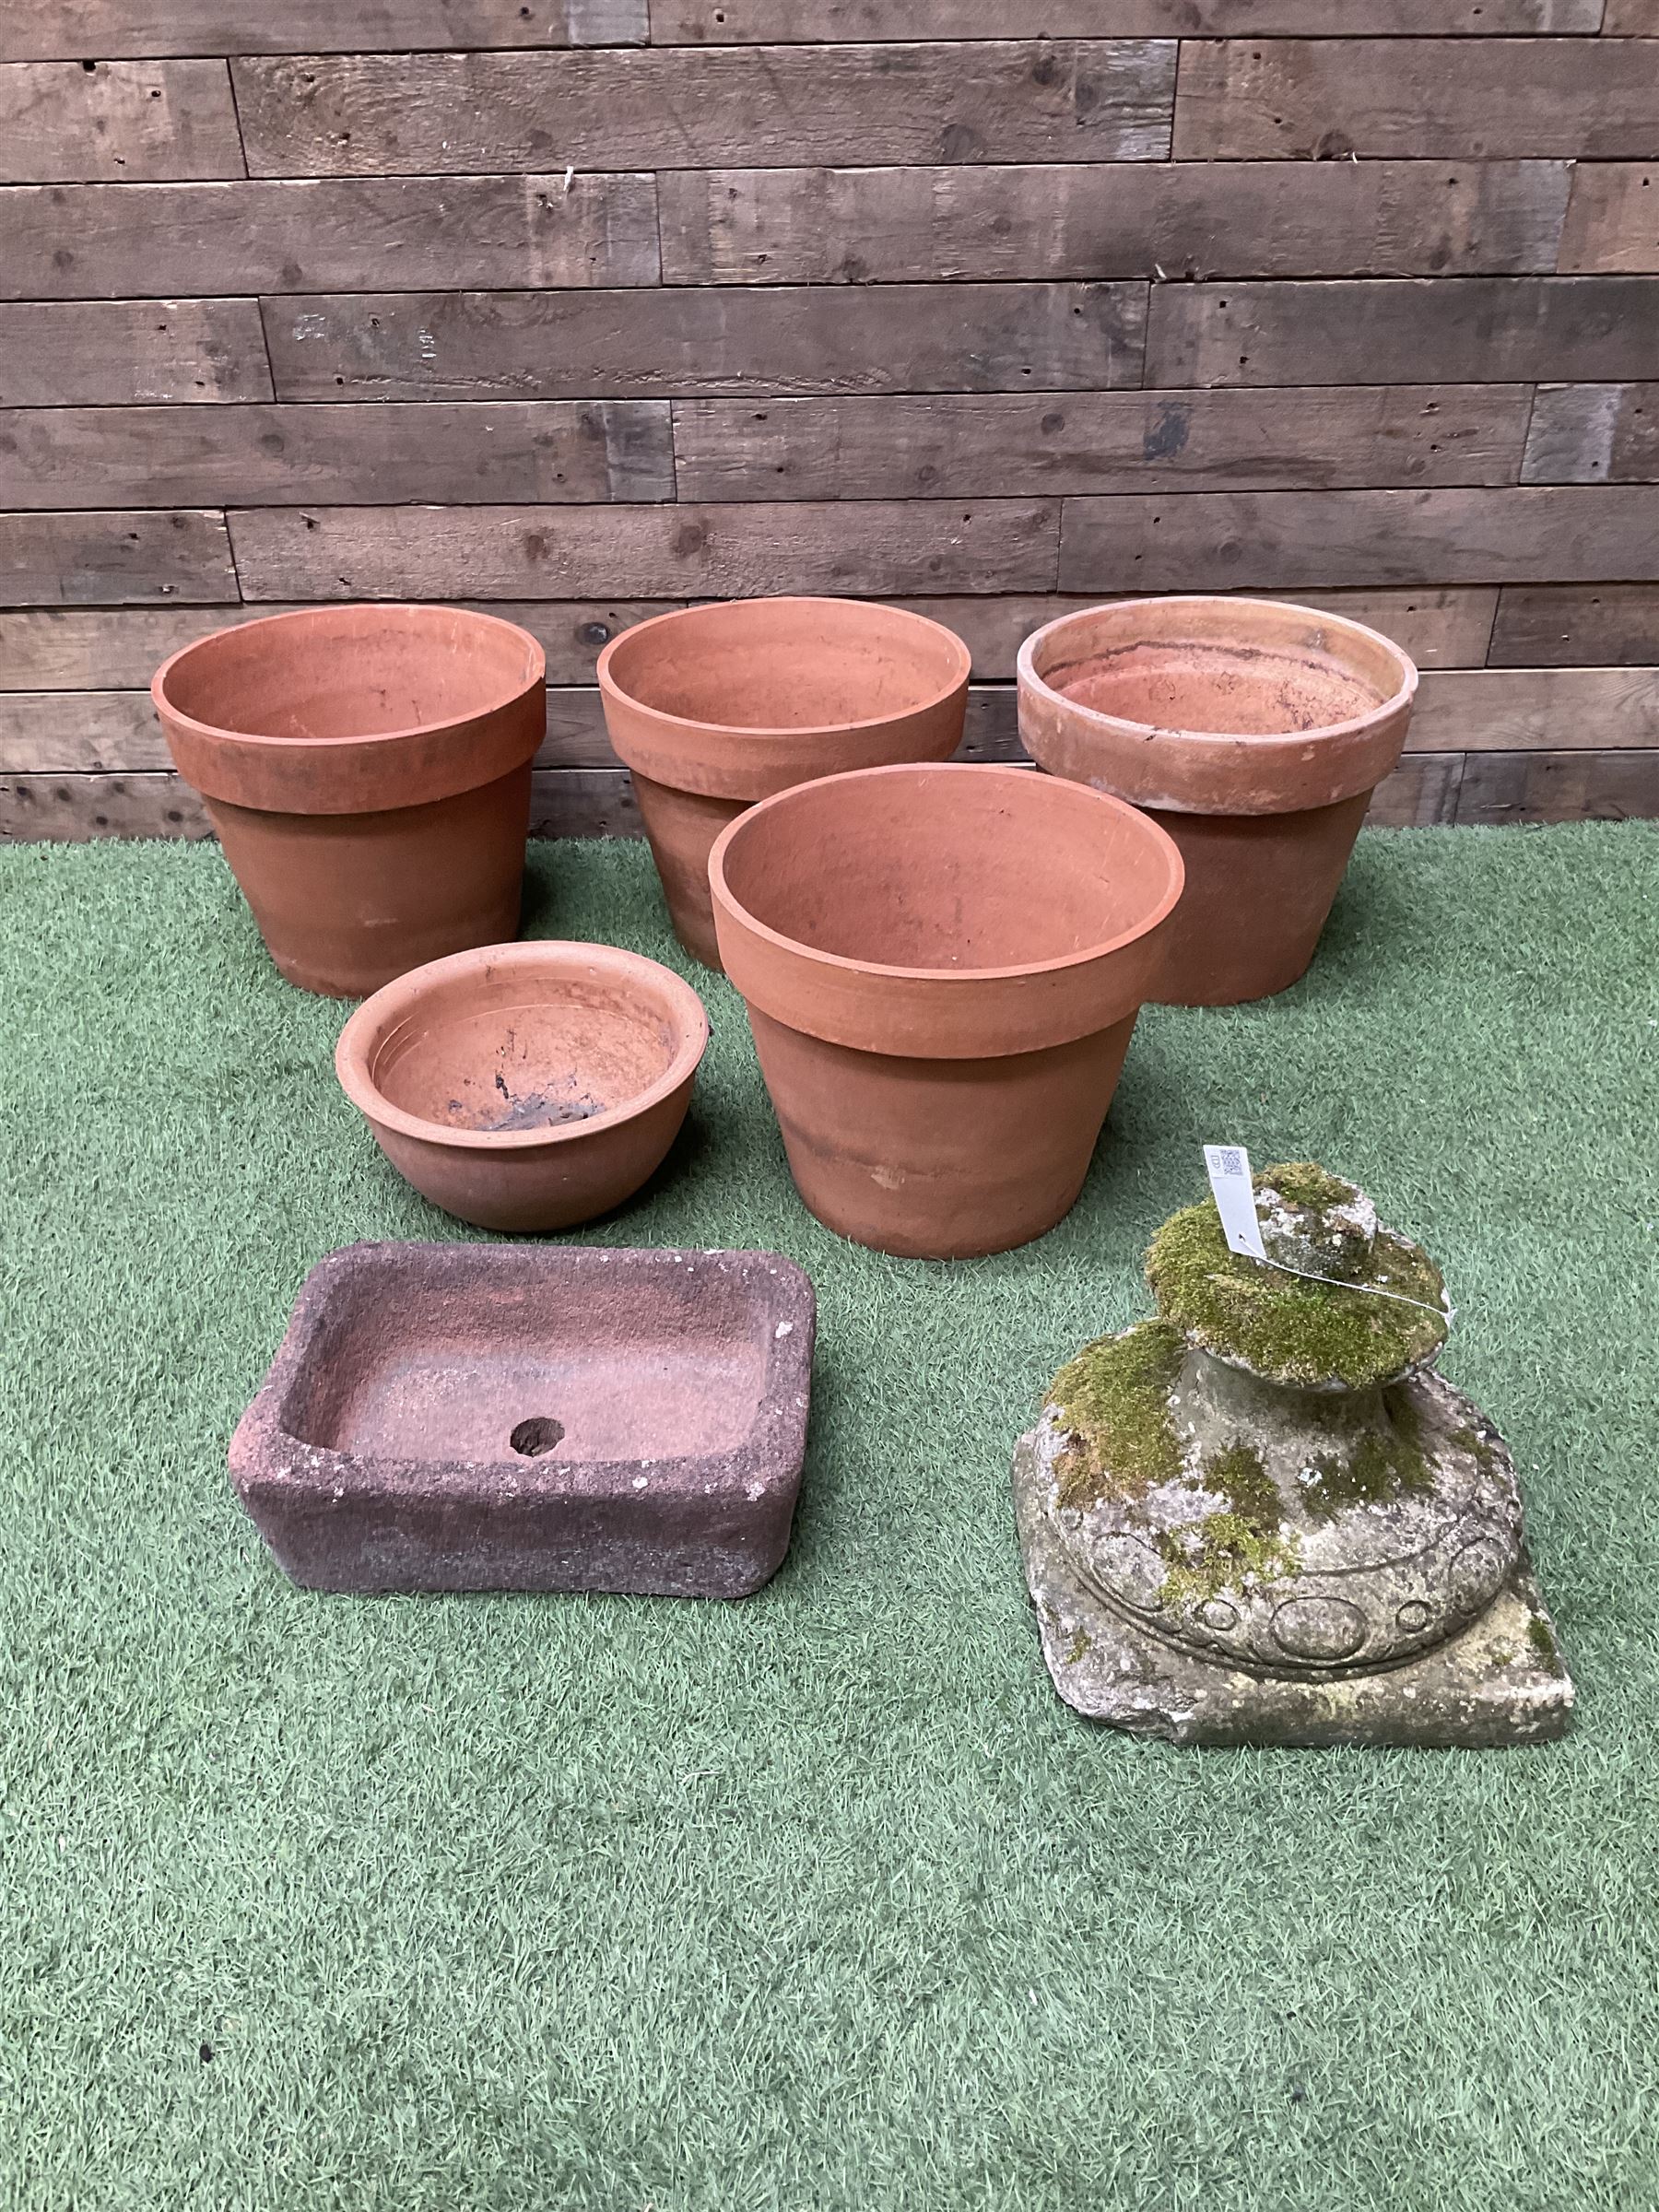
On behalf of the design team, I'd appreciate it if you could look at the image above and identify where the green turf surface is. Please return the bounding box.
[3,826,1657,2212]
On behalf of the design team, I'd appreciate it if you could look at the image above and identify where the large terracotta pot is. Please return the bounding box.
[153,605,546,997]
[1018,597,1417,1006]
[709,762,1184,1260]
[597,596,970,969]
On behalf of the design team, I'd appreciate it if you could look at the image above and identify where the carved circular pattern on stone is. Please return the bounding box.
[1449,1537,1509,1618]
[1270,1594,1368,1665]
[1088,1532,1166,1614]
[1395,1599,1434,1634]
[1199,1599,1240,1633]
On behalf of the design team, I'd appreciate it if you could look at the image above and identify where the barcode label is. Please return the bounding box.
[1204,1143,1266,1260]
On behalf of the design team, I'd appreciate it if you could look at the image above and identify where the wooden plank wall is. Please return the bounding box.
[3,1,1657,841]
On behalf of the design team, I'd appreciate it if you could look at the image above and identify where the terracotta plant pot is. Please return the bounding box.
[597,596,971,968]
[1018,597,1417,1006]
[153,604,546,996]
[335,940,709,1232]
[709,762,1183,1260]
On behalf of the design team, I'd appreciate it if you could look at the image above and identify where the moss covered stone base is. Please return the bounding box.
[1012,1423,1575,1747]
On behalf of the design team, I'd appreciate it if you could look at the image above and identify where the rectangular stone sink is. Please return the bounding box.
[230,1242,816,1597]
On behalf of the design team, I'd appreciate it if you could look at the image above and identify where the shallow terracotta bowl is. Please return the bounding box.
[335,942,709,1232]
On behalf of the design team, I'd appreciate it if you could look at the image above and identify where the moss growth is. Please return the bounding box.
[1156,1441,1301,1609]
[1063,1625,1092,1666]
[1146,1196,1446,1389]
[1259,1161,1359,1212]
[1204,1440,1281,1527]
[1449,1423,1500,1477]
[1300,1391,1434,1520]
[1158,1518,1301,1609]
[1047,1320,1184,1513]
[1528,1618,1561,1672]
[1045,1335,1301,1607]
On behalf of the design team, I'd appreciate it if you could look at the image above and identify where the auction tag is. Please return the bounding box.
[1203,1143,1266,1259]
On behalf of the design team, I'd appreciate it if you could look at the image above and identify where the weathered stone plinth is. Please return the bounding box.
[1011,1164,1574,1747]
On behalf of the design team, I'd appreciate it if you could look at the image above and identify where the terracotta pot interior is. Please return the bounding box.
[605,601,967,732]
[1048,639,1387,737]
[720,770,1178,972]
[159,607,542,742]
[363,964,692,1137]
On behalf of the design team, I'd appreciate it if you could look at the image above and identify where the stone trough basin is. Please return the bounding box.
[230,1241,816,1597]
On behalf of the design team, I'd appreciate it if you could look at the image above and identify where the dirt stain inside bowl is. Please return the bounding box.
[444,1076,606,1134]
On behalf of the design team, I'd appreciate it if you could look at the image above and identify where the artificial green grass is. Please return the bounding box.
[3,826,1657,2212]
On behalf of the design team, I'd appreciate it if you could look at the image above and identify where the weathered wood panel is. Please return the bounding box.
[1558,165,1659,272]
[1488,583,1659,663]
[0,403,676,509]
[889,589,1499,677]
[0,602,687,690]
[1367,755,1465,827]
[0,300,272,406]
[229,502,1061,602]
[1455,748,1659,819]
[1173,39,1659,161]
[1523,383,1659,480]
[537,688,613,767]
[0,18,1653,836]
[1057,487,1659,591]
[529,769,643,839]
[0,591,1495,695]
[1146,277,1659,387]
[0,60,244,182]
[672,388,1534,500]
[0,2,649,59]
[1409,665,1659,747]
[658,162,1571,284]
[0,512,237,606]
[0,176,663,300]
[230,45,1177,176]
[651,1,1604,36]
[0,691,166,771]
[0,607,244,688]
[262,285,1147,402]
[0,772,208,840]
[0,767,641,841]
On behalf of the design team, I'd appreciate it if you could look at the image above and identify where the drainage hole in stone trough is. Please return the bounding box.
[510,1417,564,1457]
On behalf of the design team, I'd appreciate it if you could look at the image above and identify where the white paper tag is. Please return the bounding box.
[1203,1143,1266,1259]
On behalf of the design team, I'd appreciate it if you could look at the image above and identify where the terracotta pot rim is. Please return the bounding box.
[335,939,710,1153]
[595,596,972,746]
[152,602,547,759]
[709,761,1185,988]
[1016,594,1418,748]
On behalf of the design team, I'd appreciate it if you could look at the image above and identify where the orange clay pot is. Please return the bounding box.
[1018,597,1417,1006]
[153,605,546,997]
[335,941,709,1233]
[709,762,1183,1260]
[597,596,970,969]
